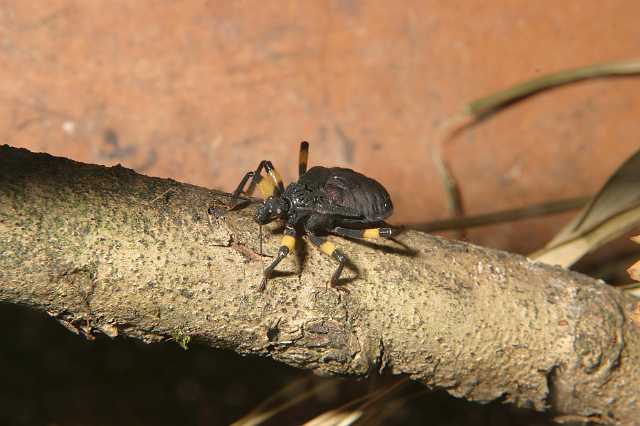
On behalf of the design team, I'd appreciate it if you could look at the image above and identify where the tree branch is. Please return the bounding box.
[1,145,638,425]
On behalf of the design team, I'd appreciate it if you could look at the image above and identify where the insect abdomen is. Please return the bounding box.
[323,167,393,221]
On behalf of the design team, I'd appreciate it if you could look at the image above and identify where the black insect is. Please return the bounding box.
[229,141,396,291]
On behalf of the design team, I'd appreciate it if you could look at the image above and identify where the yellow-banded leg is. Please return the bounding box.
[307,234,349,291]
[230,160,285,208]
[260,226,297,291]
[299,141,309,177]
[263,160,285,194]
[332,226,396,239]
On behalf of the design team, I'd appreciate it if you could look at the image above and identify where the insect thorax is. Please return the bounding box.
[283,182,314,210]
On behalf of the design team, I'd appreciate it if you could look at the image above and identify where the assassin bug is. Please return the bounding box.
[229,141,396,291]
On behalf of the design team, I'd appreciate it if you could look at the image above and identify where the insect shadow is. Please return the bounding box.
[334,226,417,257]
[294,234,361,288]
[260,225,361,288]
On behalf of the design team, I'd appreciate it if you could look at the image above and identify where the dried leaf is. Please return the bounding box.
[531,149,640,267]
[627,260,640,282]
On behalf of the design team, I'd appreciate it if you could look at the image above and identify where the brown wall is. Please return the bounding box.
[2,1,639,253]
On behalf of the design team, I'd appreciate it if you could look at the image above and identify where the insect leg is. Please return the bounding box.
[331,226,396,239]
[307,233,349,291]
[263,161,285,194]
[260,226,297,291]
[229,161,280,208]
[230,171,254,204]
[299,141,309,177]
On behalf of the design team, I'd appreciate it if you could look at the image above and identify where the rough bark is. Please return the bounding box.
[1,145,638,424]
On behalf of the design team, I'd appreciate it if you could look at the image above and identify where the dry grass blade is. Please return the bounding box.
[412,196,588,232]
[531,148,640,267]
[622,235,640,298]
[467,59,640,118]
[356,389,423,426]
[431,59,640,239]
[431,113,474,240]
[531,206,640,267]
[302,410,363,426]
[619,282,640,299]
[231,377,338,426]
[302,378,408,426]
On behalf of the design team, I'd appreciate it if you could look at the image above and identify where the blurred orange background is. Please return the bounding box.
[2,1,639,254]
